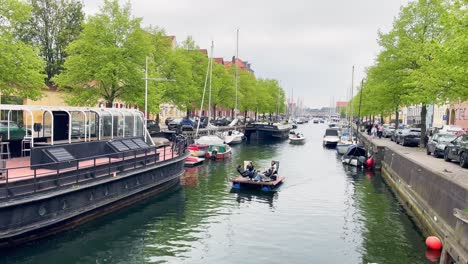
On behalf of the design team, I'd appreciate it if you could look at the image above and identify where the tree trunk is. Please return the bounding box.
[213,104,217,120]
[186,109,190,118]
[420,104,427,147]
[231,108,234,117]
[395,107,399,129]
[380,113,384,124]
[244,111,248,120]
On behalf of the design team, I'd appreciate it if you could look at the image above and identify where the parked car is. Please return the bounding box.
[383,126,395,138]
[443,133,468,168]
[168,118,183,131]
[165,117,174,126]
[0,120,27,140]
[426,133,457,158]
[146,120,160,134]
[193,116,208,128]
[214,117,229,126]
[436,125,463,135]
[396,128,421,146]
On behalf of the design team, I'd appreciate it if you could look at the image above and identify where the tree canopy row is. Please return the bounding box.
[0,0,286,117]
[351,0,467,140]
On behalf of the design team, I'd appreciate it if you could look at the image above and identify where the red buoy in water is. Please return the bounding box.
[365,157,374,168]
[426,236,442,251]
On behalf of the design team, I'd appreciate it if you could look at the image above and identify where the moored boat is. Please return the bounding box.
[184,156,205,167]
[341,145,367,167]
[323,128,340,147]
[205,144,231,159]
[0,104,188,247]
[188,144,208,157]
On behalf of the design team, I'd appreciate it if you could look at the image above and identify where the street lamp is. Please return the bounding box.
[143,56,175,141]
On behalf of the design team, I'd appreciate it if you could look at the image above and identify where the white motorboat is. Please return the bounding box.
[223,130,244,145]
[323,128,340,147]
[336,132,353,154]
[336,142,353,154]
[289,133,306,143]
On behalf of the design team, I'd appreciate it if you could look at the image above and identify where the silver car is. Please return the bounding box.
[426,133,457,158]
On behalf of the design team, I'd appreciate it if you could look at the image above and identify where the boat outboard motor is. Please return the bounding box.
[211,149,218,160]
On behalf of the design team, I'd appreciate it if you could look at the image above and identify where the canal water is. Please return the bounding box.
[1,124,433,264]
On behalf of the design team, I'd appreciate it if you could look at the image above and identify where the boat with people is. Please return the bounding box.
[230,160,284,191]
[341,145,367,167]
[289,132,306,143]
[323,128,340,147]
[0,104,187,247]
[205,144,231,159]
[222,129,244,145]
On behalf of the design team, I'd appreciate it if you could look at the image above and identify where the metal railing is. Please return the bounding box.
[0,140,188,201]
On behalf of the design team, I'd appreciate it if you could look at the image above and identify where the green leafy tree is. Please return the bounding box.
[54,0,151,106]
[16,0,84,84]
[0,0,45,100]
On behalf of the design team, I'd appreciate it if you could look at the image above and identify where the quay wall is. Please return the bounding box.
[0,154,186,247]
[359,134,468,263]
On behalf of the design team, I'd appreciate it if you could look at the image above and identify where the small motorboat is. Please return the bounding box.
[341,145,367,167]
[205,144,232,159]
[223,130,244,145]
[184,156,205,167]
[323,128,340,147]
[289,132,306,143]
[231,160,284,191]
[319,119,325,123]
[187,144,209,157]
[313,119,319,124]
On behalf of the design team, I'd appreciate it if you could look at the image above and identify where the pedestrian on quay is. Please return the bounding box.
[371,125,377,138]
[367,123,372,135]
[378,125,384,139]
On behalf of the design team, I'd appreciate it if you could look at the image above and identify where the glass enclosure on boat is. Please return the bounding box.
[0,105,148,157]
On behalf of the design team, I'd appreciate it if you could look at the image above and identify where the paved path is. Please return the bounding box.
[363,134,468,189]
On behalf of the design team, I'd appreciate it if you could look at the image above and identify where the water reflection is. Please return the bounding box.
[230,189,277,209]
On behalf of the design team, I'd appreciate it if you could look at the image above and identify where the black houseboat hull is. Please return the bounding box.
[0,153,187,248]
[244,123,291,140]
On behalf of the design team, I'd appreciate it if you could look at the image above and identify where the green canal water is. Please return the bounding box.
[1,124,434,264]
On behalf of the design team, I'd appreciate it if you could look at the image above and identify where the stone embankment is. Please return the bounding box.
[359,133,468,264]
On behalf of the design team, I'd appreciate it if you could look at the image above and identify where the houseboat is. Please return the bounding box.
[0,105,187,247]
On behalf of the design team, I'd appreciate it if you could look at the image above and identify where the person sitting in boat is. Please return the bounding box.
[236,165,250,178]
[245,162,255,179]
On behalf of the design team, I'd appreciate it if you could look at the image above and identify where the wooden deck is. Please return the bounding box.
[0,146,178,183]
[230,176,285,186]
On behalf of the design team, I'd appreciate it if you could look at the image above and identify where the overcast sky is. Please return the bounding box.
[82,0,409,108]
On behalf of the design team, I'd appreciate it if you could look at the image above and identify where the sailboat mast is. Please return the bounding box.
[208,41,214,123]
[235,29,239,116]
[195,42,212,137]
